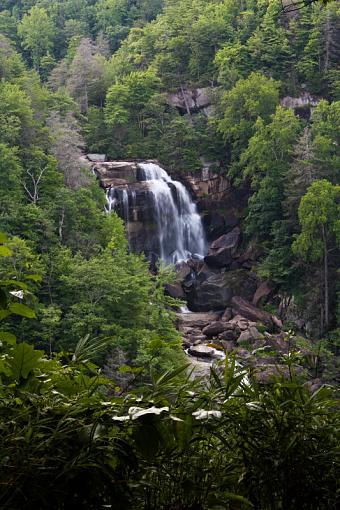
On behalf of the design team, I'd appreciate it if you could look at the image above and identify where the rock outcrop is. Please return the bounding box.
[231,296,274,328]
[184,270,258,312]
[167,87,213,115]
[281,92,319,119]
[204,228,241,268]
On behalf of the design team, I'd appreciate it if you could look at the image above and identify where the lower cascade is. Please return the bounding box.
[105,161,207,264]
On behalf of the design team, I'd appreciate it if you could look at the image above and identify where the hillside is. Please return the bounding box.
[0,1,339,509]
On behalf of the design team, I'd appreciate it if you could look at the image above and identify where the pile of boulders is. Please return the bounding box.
[178,297,282,353]
[176,296,310,383]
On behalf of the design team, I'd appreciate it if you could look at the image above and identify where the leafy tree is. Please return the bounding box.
[217,72,280,164]
[0,81,33,146]
[247,0,294,85]
[293,180,340,331]
[66,38,109,112]
[0,235,44,292]
[18,6,55,72]
[0,144,23,224]
[0,34,26,80]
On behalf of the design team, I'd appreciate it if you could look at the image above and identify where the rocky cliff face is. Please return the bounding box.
[91,156,323,384]
[92,160,160,255]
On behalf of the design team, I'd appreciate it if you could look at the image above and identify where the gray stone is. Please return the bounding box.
[231,296,273,328]
[220,340,236,352]
[252,281,274,307]
[218,330,237,341]
[202,321,230,338]
[185,270,258,312]
[87,153,107,162]
[237,331,253,344]
[222,307,233,322]
[165,282,186,299]
[176,312,221,329]
[188,344,215,358]
[248,326,265,341]
[167,87,212,114]
[204,228,241,268]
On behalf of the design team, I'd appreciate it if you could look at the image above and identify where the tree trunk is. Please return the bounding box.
[180,84,192,116]
[322,224,329,330]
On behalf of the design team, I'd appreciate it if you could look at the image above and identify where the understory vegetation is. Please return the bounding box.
[1,271,339,509]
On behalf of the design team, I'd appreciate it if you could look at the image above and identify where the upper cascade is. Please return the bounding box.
[139,162,207,264]
[103,161,207,264]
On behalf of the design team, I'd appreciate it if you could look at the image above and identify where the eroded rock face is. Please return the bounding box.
[93,161,138,187]
[167,87,212,114]
[176,311,221,330]
[185,270,258,312]
[204,228,241,268]
[231,296,274,328]
[281,93,318,119]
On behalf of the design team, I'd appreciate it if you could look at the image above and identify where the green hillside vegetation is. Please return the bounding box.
[0,0,339,508]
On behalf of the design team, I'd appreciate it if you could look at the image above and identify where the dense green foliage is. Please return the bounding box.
[0,1,339,507]
[1,0,338,331]
[1,287,339,509]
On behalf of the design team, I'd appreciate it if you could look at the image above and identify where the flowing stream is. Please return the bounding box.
[107,162,207,264]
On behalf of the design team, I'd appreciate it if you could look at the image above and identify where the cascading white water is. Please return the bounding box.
[138,162,207,264]
[106,187,129,222]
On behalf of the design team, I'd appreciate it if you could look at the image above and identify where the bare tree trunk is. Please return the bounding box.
[59,207,65,241]
[322,224,329,330]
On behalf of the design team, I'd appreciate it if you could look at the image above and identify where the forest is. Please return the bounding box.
[0,0,339,508]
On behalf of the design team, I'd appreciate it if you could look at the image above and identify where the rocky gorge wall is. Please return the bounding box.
[90,156,275,319]
[90,155,328,385]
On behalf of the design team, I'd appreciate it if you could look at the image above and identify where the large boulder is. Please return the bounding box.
[186,273,233,310]
[231,296,273,328]
[219,330,238,341]
[221,307,233,322]
[204,228,241,268]
[175,260,192,281]
[188,344,215,358]
[165,282,186,299]
[185,270,258,312]
[176,311,221,329]
[202,321,230,338]
[167,87,212,114]
[252,281,274,307]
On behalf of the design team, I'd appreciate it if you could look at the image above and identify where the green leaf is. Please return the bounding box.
[148,338,166,350]
[0,331,16,345]
[0,310,11,321]
[225,493,254,507]
[8,303,36,318]
[1,280,28,290]
[26,274,43,282]
[0,245,12,257]
[0,233,8,244]
[9,342,43,380]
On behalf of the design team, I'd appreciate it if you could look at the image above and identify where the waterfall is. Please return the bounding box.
[106,187,129,222]
[138,162,206,264]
